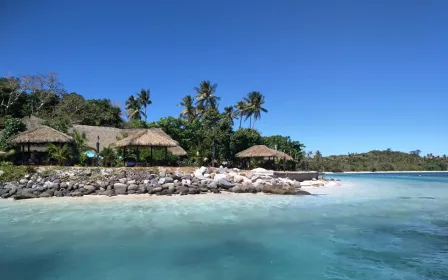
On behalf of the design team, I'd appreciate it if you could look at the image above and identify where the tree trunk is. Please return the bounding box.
[239,115,242,128]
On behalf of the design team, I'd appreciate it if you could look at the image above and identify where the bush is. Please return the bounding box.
[0,162,35,182]
[0,117,26,151]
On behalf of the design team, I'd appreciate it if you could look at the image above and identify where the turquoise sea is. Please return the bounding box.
[1,172,448,280]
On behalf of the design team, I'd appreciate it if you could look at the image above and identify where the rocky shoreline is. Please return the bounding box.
[0,166,336,200]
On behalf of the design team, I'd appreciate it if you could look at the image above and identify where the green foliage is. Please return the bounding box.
[0,117,26,151]
[99,146,117,167]
[243,91,268,128]
[42,117,71,133]
[321,150,448,172]
[231,128,262,155]
[71,130,92,164]
[262,135,305,161]
[82,99,122,127]
[0,161,35,181]
[125,95,141,121]
[128,119,148,128]
[46,144,71,165]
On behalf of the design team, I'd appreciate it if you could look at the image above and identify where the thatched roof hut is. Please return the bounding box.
[167,146,187,156]
[22,115,44,130]
[72,125,123,150]
[276,151,294,161]
[114,129,178,148]
[11,126,73,144]
[236,145,279,158]
[72,125,186,155]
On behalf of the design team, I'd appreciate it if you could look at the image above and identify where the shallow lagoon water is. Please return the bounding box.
[1,173,447,280]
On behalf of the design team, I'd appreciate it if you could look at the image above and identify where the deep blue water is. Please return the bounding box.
[1,172,448,280]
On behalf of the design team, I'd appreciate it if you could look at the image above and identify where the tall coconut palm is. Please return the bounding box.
[244,91,268,129]
[178,95,196,121]
[125,95,141,121]
[47,143,71,165]
[137,89,152,122]
[234,101,247,128]
[222,106,237,126]
[194,81,220,115]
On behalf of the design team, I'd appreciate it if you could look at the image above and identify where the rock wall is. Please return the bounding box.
[274,171,319,182]
[0,167,333,200]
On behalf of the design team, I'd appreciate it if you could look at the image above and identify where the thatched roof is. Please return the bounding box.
[11,126,73,144]
[114,129,178,147]
[72,125,185,152]
[276,151,294,161]
[72,125,123,150]
[236,145,279,158]
[22,115,44,130]
[168,145,187,156]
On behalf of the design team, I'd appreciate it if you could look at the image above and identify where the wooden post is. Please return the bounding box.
[136,146,140,163]
[21,145,25,165]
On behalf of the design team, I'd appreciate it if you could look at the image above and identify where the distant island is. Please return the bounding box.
[311,150,447,172]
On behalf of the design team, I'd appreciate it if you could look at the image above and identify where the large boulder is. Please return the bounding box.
[113,183,128,195]
[218,179,233,189]
[199,166,208,174]
[213,174,227,182]
[251,168,274,177]
[83,185,96,194]
[177,186,189,195]
[158,177,174,185]
[194,169,205,179]
[128,184,139,191]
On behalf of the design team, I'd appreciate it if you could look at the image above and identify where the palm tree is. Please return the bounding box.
[244,91,268,128]
[234,101,247,128]
[71,130,92,164]
[47,144,71,165]
[137,89,152,122]
[178,95,196,121]
[99,146,116,167]
[125,95,141,121]
[194,81,220,114]
[222,106,237,126]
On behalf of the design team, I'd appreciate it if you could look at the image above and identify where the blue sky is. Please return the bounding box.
[2,0,447,156]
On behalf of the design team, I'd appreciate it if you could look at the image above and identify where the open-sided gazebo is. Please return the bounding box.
[10,126,73,164]
[236,145,295,170]
[114,129,178,165]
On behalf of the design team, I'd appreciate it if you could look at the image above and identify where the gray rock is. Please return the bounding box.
[194,169,205,179]
[159,171,166,177]
[13,190,37,200]
[114,183,128,194]
[118,178,127,184]
[213,174,227,182]
[153,187,163,192]
[177,186,189,195]
[128,184,139,191]
[84,185,96,194]
[54,191,64,197]
[218,179,233,189]
[188,188,199,194]
[296,190,312,195]
[19,179,28,184]
[164,183,175,189]
[208,181,218,189]
[127,180,136,185]
[40,191,53,198]
[182,179,191,186]
[137,185,147,194]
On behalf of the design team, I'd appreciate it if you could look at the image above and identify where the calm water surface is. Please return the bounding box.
[1,172,447,280]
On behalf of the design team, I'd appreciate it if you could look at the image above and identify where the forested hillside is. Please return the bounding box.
[310,150,448,172]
